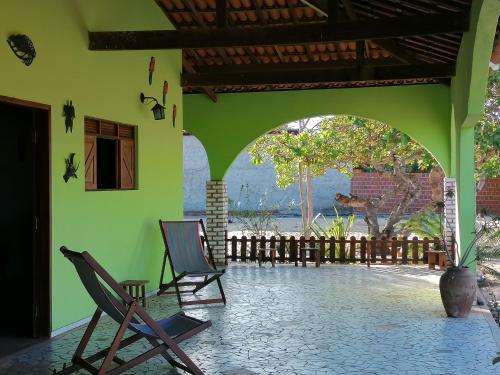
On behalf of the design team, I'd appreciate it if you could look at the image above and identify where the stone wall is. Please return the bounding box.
[351,170,500,215]
[184,135,351,214]
[477,176,500,215]
[205,181,228,266]
[350,170,436,214]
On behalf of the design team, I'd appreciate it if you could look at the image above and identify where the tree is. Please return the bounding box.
[249,77,499,239]
[249,118,330,233]
[475,72,500,191]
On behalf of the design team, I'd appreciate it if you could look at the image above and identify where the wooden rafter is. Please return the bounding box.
[181,63,455,87]
[153,0,217,102]
[88,13,469,50]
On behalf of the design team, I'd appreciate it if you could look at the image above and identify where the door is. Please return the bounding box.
[0,97,50,357]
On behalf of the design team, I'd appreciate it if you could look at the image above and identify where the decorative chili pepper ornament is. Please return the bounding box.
[148,57,155,85]
[162,80,169,106]
[172,104,177,128]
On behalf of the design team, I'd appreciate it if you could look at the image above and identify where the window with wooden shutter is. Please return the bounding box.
[84,117,136,191]
[84,135,97,190]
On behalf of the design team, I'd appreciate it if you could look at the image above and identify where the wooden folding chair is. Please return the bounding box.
[158,219,226,307]
[54,246,210,375]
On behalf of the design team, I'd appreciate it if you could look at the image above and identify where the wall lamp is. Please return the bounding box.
[140,93,165,120]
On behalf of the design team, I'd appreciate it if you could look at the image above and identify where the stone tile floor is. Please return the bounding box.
[1,264,499,374]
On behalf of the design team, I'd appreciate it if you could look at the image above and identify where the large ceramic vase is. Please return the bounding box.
[439,267,476,318]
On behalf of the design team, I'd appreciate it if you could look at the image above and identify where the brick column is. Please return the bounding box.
[444,177,457,262]
[206,180,228,266]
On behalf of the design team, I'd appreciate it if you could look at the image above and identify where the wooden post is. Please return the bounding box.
[329,236,336,263]
[391,237,398,264]
[290,236,297,264]
[339,237,346,263]
[381,236,387,263]
[423,237,429,264]
[279,236,286,263]
[401,236,408,264]
[349,236,356,262]
[309,236,316,262]
[258,235,266,267]
[411,236,419,264]
[299,236,306,263]
[231,235,237,261]
[319,236,326,263]
[370,237,377,264]
[360,236,367,263]
[241,236,247,262]
[250,236,257,262]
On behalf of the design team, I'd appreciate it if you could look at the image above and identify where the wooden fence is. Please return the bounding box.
[225,234,452,266]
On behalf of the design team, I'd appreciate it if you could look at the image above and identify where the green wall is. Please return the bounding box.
[185,85,452,180]
[451,0,500,269]
[0,0,182,331]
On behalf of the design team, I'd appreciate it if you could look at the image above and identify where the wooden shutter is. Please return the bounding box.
[85,135,97,190]
[119,139,135,189]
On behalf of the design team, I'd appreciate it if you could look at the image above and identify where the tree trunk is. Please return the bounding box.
[382,168,421,237]
[298,162,308,233]
[335,193,382,238]
[306,166,314,228]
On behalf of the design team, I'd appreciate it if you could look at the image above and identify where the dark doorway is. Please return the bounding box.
[0,97,50,358]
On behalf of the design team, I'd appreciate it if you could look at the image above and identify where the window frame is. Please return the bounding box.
[84,116,137,191]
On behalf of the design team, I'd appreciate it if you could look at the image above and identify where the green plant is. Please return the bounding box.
[397,208,441,238]
[229,184,280,237]
[305,207,356,258]
[306,207,355,238]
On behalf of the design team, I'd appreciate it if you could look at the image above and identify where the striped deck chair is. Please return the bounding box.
[54,246,210,375]
[158,219,226,307]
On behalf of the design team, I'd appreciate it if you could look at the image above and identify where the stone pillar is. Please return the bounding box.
[443,177,457,260]
[206,180,228,266]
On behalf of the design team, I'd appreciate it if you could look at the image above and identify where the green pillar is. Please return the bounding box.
[455,127,476,269]
[450,0,500,271]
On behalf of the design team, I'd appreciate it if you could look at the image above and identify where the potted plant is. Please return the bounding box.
[438,192,498,318]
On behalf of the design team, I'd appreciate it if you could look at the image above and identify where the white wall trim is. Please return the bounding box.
[50,289,159,338]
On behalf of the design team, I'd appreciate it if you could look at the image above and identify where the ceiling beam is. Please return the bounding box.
[153,0,217,102]
[183,57,218,102]
[216,0,227,28]
[88,13,469,50]
[192,58,405,74]
[181,63,455,87]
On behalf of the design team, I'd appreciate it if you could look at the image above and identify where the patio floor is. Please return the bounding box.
[1,264,499,375]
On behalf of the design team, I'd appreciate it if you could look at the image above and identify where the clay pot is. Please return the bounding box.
[439,267,476,318]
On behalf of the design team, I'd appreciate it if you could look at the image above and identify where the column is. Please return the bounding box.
[443,177,457,262]
[206,180,228,266]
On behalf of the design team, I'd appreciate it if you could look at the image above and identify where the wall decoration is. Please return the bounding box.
[63,100,75,133]
[7,34,36,66]
[148,56,155,85]
[162,80,169,106]
[63,153,79,183]
[140,93,165,120]
[172,104,177,127]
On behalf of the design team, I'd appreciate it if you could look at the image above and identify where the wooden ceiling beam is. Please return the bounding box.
[181,63,455,87]
[192,58,405,74]
[340,0,420,64]
[88,13,469,50]
[183,57,218,102]
[216,0,227,28]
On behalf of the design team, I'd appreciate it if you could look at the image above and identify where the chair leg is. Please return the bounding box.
[74,308,102,359]
[216,277,226,305]
[98,303,137,375]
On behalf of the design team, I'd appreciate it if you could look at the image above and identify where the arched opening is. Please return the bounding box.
[222,114,445,242]
[183,132,211,217]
